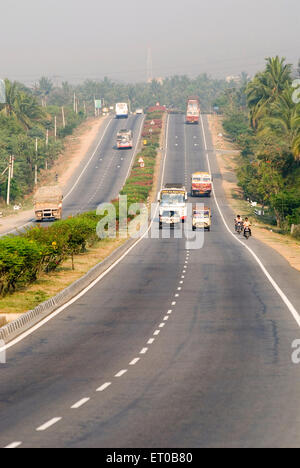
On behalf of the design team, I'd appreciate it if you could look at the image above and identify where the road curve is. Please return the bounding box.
[1,114,300,448]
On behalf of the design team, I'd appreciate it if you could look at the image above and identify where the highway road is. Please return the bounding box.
[1,114,300,448]
[1,114,144,235]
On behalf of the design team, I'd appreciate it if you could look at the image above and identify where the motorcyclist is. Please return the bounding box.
[243,217,252,237]
[234,215,243,231]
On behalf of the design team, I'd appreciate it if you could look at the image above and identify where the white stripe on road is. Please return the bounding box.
[153,330,160,336]
[36,418,62,432]
[71,398,90,409]
[115,370,128,378]
[130,358,140,365]
[4,442,22,449]
[140,348,148,354]
[147,338,155,345]
[97,382,112,392]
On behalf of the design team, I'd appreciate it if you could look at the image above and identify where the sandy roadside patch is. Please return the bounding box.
[208,114,300,272]
[0,116,106,234]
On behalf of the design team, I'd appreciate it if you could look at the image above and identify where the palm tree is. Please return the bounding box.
[0,80,47,130]
[258,85,300,160]
[246,57,292,129]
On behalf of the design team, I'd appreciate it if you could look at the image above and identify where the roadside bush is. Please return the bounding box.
[0,237,43,295]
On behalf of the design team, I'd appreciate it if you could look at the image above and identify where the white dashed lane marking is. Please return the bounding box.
[154,330,160,336]
[147,338,155,345]
[140,348,148,355]
[71,398,90,409]
[97,382,112,392]
[36,418,62,432]
[115,370,128,378]
[130,358,140,366]
[5,442,22,449]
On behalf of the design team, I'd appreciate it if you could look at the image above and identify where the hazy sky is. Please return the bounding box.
[0,0,299,84]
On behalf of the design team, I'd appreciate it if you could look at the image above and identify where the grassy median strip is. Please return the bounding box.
[0,109,165,323]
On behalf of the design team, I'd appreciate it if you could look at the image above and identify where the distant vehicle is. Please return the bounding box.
[158,184,188,224]
[115,102,129,119]
[192,206,211,231]
[34,186,63,221]
[117,129,133,149]
[159,209,181,229]
[135,108,143,114]
[186,96,201,124]
[191,172,212,197]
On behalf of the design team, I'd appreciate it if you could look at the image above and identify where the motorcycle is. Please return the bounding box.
[236,222,243,235]
[244,226,251,240]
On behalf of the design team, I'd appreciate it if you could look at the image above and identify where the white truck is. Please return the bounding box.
[158,184,188,229]
[115,102,129,119]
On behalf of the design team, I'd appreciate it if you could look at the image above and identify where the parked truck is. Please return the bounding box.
[117,129,133,149]
[186,96,201,124]
[191,172,212,197]
[158,184,188,228]
[115,102,129,119]
[34,186,63,221]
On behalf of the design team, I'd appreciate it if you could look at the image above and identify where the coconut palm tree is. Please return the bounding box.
[0,80,47,130]
[246,57,292,129]
[258,85,300,160]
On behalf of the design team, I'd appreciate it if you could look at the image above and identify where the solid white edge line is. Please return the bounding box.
[0,115,171,355]
[36,417,62,432]
[71,397,90,409]
[200,114,300,328]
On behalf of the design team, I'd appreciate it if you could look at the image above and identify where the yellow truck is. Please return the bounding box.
[34,186,63,221]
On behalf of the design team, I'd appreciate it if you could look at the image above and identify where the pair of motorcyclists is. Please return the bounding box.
[234,215,252,238]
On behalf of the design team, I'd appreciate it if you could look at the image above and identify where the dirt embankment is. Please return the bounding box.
[0,116,106,234]
[208,114,300,272]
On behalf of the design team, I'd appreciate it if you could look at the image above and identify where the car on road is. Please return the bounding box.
[192,206,211,231]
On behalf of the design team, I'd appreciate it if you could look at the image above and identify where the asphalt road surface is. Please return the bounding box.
[1,114,300,448]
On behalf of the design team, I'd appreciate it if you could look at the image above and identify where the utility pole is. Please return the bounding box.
[11,156,14,179]
[35,138,38,185]
[54,116,57,141]
[6,156,12,205]
[62,107,66,128]
[83,101,86,115]
[46,129,49,146]
[73,93,76,113]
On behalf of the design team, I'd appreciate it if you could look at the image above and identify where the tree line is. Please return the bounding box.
[215,56,300,230]
[0,74,229,203]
